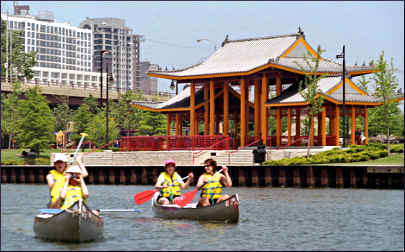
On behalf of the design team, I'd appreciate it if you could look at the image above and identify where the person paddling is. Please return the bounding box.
[59,165,89,210]
[155,160,194,205]
[196,158,236,207]
[46,153,88,208]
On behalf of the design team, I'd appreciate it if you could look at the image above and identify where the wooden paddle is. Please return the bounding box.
[174,168,223,208]
[70,132,88,164]
[133,174,191,205]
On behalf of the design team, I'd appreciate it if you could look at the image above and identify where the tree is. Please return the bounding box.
[294,45,326,157]
[86,109,119,147]
[137,111,166,136]
[1,82,23,148]
[368,102,404,138]
[15,86,55,155]
[71,95,100,143]
[371,51,400,154]
[53,102,73,132]
[1,20,36,80]
[111,90,144,137]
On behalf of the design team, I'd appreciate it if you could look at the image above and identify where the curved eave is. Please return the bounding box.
[132,103,190,112]
[148,64,375,81]
[266,93,383,107]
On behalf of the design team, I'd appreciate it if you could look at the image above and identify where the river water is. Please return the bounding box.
[1,184,403,251]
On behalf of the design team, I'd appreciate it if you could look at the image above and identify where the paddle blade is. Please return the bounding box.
[174,189,198,208]
[40,209,64,214]
[134,190,158,205]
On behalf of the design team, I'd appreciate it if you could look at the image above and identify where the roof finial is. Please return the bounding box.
[221,34,229,47]
[297,25,305,39]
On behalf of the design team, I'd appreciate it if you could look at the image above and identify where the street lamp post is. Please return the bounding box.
[336,45,346,147]
[99,50,109,107]
[106,64,113,144]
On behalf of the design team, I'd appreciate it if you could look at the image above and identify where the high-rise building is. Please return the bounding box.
[80,18,140,92]
[138,61,158,95]
[2,9,102,88]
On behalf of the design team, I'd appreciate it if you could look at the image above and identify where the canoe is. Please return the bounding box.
[33,200,104,242]
[151,192,239,223]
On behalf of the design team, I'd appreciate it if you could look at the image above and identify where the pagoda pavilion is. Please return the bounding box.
[131,29,398,149]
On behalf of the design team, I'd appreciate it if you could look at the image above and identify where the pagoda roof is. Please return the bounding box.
[266,77,384,107]
[132,84,254,112]
[148,33,374,80]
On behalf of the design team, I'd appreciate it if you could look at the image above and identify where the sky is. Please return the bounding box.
[1,1,404,104]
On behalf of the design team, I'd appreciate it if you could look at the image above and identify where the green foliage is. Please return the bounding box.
[1,82,23,148]
[15,87,55,154]
[370,51,401,154]
[368,102,404,137]
[53,102,73,131]
[71,95,99,143]
[262,143,403,166]
[1,20,36,80]
[111,90,144,136]
[137,111,166,136]
[294,45,326,156]
[86,109,120,147]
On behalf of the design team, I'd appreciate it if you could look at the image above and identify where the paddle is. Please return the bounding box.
[98,209,142,213]
[70,132,88,164]
[133,174,191,205]
[40,209,64,214]
[174,168,224,208]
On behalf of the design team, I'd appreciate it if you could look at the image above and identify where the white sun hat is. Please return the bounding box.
[53,153,68,163]
[65,165,82,174]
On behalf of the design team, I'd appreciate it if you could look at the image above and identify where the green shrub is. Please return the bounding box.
[391,144,404,153]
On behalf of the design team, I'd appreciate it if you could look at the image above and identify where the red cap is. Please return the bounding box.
[165,160,176,166]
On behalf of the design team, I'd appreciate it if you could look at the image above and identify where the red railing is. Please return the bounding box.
[120,135,231,151]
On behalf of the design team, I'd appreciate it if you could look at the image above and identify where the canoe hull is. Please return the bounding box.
[33,201,104,242]
[152,193,239,223]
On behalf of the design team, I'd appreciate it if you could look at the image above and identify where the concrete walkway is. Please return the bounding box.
[52,146,337,166]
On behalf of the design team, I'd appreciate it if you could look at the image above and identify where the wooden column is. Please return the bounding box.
[209,80,215,135]
[335,106,340,146]
[276,75,282,146]
[351,106,356,145]
[254,79,261,136]
[245,83,250,139]
[287,108,292,146]
[317,114,322,144]
[223,82,229,136]
[296,109,301,145]
[364,106,368,144]
[321,107,326,146]
[310,116,314,146]
[176,113,182,136]
[166,113,171,136]
[190,81,196,136]
[276,108,281,146]
[204,84,209,135]
[261,74,268,144]
[240,78,247,146]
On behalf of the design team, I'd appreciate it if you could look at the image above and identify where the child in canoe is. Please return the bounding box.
[155,160,194,205]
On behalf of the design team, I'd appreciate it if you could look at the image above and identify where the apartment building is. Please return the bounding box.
[2,11,103,88]
[80,18,140,92]
[137,61,158,95]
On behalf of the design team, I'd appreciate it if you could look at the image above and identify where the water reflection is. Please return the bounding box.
[1,184,403,251]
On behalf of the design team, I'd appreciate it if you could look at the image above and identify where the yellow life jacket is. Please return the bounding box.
[49,169,65,203]
[60,185,86,209]
[159,172,181,201]
[201,173,223,200]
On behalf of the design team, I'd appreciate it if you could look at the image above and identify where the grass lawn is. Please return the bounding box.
[1,148,97,165]
[324,153,404,166]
